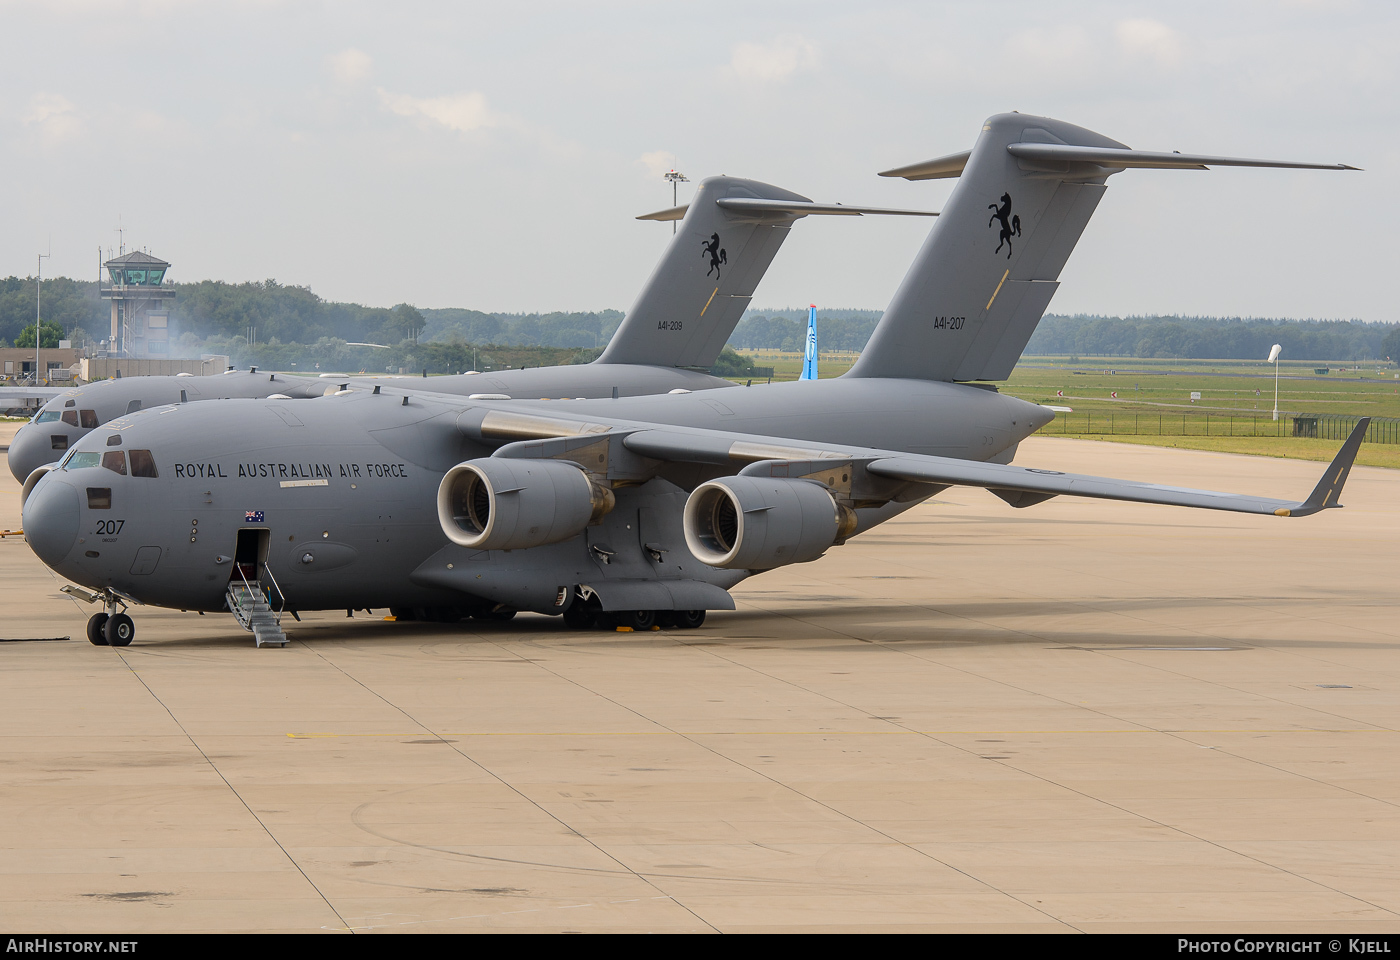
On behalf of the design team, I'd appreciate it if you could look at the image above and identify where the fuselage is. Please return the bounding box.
[21,376,1050,616]
[8,364,737,482]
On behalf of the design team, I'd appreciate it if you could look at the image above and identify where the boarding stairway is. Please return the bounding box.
[227,564,288,648]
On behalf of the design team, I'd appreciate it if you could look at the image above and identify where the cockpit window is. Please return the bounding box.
[63,451,102,470]
[102,451,127,475]
[36,410,60,423]
[61,410,78,427]
[129,450,158,478]
[80,410,99,428]
[50,435,68,451]
[86,488,112,510]
[64,400,75,408]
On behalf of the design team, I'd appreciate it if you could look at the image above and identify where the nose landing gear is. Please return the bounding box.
[86,613,108,646]
[62,585,136,647]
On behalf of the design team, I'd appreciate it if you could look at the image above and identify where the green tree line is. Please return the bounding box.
[2,275,1394,369]
[1025,314,1400,363]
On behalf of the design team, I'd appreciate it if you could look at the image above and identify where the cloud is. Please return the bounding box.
[729,35,819,82]
[377,89,497,134]
[638,150,677,178]
[1006,25,1095,72]
[21,92,81,140]
[327,48,373,84]
[1115,19,1184,69]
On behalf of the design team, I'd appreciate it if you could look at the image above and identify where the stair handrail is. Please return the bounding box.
[261,562,286,623]
[229,564,258,629]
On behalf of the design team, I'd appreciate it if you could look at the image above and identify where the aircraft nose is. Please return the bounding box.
[8,425,60,482]
[22,475,81,568]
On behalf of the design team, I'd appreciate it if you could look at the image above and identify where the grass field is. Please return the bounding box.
[1003,356,1400,421]
[735,350,1400,466]
[1053,433,1400,469]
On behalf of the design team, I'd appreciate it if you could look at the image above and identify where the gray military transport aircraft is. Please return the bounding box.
[7,178,933,482]
[20,113,1363,648]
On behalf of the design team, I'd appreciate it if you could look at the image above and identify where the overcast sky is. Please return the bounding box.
[2,1,1395,321]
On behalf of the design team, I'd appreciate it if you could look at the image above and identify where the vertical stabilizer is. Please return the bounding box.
[598,177,812,369]
[849,114,1121,381]
[800,305,818,380]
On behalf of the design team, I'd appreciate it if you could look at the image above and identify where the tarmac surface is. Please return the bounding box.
[1,421,1398,933]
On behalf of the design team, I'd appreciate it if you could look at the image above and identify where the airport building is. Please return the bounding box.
[100,250,175,358]
[0,346,85,385]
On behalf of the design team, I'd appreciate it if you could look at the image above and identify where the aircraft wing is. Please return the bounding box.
[0,386,63,401]
[609,417,1370,519]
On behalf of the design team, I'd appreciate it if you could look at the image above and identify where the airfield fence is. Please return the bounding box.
[1039,412,1400,445]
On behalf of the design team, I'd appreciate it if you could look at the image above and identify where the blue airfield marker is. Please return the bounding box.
[800,304,818,381]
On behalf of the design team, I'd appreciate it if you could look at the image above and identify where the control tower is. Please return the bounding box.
[100,250,174,357]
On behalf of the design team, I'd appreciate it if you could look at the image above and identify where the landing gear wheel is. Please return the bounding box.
[618,609,656,631]
[676,610,705,629]
[104,613,134,647]
[86,613,110,646]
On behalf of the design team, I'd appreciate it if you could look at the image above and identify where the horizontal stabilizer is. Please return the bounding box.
[1005,142,1360,172]
[879,144,1358,181]
[638,199,937,221]
[879,150,972,181]
[636,204,689,222]
[715,198,937,218]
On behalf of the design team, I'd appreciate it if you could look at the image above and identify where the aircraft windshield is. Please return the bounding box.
[35,411,60,423]
[63,452,102,470]
[129,450,158,478]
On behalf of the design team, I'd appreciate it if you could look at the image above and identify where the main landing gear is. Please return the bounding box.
[561,598,705,632]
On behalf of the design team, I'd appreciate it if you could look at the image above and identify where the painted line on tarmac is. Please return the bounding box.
[287,728,1398,738]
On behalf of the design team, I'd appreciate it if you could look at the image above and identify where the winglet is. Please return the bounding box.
[1286,418,1369,517]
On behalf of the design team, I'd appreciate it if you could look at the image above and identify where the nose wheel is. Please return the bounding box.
[88,611,134,646]
[104,613,135,646]
[86,613,109,646]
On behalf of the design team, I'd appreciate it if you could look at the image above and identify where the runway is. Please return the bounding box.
[2,426,1397,933]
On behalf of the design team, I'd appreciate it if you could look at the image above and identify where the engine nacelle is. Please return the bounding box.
[683,476,856,570]
[437,458,614,551]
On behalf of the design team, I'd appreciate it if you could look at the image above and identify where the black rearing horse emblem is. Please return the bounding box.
[988,192,1022,259]
[702,232,727,278]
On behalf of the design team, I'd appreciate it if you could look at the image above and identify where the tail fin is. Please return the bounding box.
[597,177,811,369]
[848,113,1356,382]
[800,305,818,380]
[598,178,934,370]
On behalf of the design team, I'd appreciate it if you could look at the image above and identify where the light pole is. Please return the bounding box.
[1268,343,1282,421]
[36,250,50,386]
[664,169,688,234]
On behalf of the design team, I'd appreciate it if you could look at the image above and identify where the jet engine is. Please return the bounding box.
[683,476,856,570]
[437,458,615,551]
